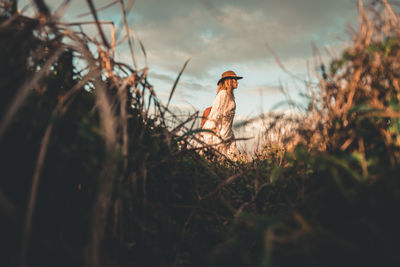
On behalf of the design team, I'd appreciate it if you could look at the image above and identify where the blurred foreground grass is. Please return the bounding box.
[1,1,400,267]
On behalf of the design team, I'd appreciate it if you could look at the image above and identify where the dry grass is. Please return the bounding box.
[250,0,400,171]
[1,1,400,267]
[0,1,163,266]
[0,1,227,266]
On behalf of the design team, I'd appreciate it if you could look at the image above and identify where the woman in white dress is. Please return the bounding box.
[200,70,242,159]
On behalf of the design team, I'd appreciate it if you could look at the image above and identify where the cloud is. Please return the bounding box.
[148,71,175,83]
[244,84,283,95]
[22,0,357,80]
[19,0,359,117]
[128,0,357,82]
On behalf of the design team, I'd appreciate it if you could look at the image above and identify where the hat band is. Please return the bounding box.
[217,76,243,85]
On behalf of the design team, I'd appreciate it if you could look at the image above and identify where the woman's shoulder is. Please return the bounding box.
[216,89,230,99]
[217,90,235,104]
[213,90,235,109]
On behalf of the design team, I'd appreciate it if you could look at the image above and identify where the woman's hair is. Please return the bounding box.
[216,78,235,96]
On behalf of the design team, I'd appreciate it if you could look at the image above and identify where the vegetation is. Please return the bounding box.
[1,1,400,267]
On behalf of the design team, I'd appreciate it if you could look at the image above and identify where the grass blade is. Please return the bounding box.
[86,0,110,48]
[0,47,64,140]
[167,58,190,108]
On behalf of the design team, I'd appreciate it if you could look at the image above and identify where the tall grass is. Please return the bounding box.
[1,1,400,267]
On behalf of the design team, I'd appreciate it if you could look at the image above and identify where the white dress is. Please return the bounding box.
[201,90,238,159]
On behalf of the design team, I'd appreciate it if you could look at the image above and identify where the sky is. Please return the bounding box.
[19,0,359,115]
[113,0,357,117]
[18,0,360,150]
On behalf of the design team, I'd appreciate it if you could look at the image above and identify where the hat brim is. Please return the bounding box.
[217,76,243,85]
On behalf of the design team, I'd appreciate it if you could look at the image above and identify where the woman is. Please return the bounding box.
[201,70,242,159]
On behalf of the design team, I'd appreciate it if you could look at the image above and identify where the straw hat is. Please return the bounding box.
[217,70,243,85]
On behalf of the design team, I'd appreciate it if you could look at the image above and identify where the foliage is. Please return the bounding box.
[1,1,400,267]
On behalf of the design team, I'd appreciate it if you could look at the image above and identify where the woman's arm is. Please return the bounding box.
[203,90,230,132]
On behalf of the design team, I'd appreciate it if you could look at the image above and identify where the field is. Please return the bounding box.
[1,1,400,266]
